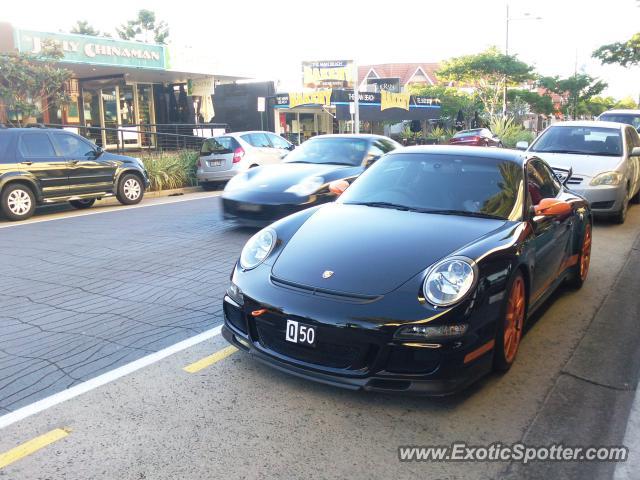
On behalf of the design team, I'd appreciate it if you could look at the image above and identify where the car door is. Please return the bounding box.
[624,127,640,198]
[17,131,69,199]
[240,133,280,165]
[52,132,117,195]
[527,159,572,300]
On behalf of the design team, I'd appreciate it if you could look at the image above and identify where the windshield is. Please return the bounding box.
[339,153,524,221]
[530,126,622,156]
[284,137,368,166]
[599,114,640,130]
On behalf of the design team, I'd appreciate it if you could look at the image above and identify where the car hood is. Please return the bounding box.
[531,152,623,178]
[239,163,361,193]
[271,203,507,296]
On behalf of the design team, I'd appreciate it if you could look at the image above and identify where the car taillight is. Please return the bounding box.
[196,158,202,168]
[469,136,481,142]
[233,147,245,163]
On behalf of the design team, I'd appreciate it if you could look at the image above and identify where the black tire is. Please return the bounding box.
[116,174,144,205]
[1,183,36,221]
[567,222,592,289]
[493,271,526,372]
[201,182,219,192]
[498,142,504,148]
[612,196,628,224]
[69,198,96,209]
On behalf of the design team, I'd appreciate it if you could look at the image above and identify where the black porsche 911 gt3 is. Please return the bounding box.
[221,134,400,226]
[222,146,592,395]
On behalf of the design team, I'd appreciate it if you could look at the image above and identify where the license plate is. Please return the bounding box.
[237,203,262,212]
[209,159,223,167]
[285,319,316,347]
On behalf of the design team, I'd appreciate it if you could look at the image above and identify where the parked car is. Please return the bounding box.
[222,146,592,395]
[448,128,502,147]
[517,121,640,223]
[196,131,294,190]
[0,127,149,221]
[221,134,401,225]
[598,109,640,132]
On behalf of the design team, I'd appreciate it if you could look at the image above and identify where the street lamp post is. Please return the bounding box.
[503,4,542,117]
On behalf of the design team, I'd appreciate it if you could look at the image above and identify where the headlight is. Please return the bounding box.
[590,171,623,186]
[225,173,249,192]
[285,176,324,196]
[240,227,276,270]
[423,257,477,307]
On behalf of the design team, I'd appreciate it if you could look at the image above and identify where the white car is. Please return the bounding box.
[196,131,294,190]
[517,121,640,223]
[598,109,640,133]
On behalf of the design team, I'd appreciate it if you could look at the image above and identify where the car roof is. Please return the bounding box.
[387,145,525,163]
[0,127,62,134]
[599,109,640,115]
[546,120,626,130]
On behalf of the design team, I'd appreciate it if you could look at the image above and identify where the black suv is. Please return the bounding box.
[0,128,150,221]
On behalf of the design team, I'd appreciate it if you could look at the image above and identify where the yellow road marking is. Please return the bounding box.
[0,428,70,470]
[183,346,238,373]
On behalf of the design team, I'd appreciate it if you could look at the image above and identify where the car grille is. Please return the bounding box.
[224,301,247,334]
[552,167,583,185]
[223,199,296,221]
[254,315,371,370]
[591,201,615,210]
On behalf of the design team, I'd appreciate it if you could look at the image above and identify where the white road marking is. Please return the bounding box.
[614,382,640,480]
[0,325,223,430]
[0,193,221,230]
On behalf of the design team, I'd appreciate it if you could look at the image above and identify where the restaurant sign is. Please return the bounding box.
[15,29,166,69]
[302,60,354,89]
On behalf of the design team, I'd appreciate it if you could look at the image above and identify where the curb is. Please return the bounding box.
[96,186,214,207]
[503,233,640,479]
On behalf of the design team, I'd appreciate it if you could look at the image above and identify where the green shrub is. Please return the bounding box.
[488,116,535,148]
[141,150,199,191]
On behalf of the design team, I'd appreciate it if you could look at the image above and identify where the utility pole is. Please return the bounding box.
[353,61,360,134]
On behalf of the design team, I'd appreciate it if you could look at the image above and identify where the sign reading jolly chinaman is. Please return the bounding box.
[302,60,355,89]
[14,29,166,69]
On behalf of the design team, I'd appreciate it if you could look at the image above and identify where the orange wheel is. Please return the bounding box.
[494,272,526,371]
[579,223,592,282]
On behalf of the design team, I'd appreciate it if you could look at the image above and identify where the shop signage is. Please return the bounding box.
[380,90,410,111]
[15,29,166,69]
[188,78,215,96]
[302,60,354,89]
[367,77,401,93]
[288,90,333,109]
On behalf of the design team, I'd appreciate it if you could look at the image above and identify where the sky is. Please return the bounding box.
[4,0,640,100]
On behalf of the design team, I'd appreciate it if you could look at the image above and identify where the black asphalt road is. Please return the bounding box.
[0,196,639,479]
[0,195,248,413]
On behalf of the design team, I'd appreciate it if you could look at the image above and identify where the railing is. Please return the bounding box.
[42,123,229,154]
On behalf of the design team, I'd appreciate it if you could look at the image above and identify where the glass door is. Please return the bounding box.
[82,89,104,147]
[119,85,139,148]
[101,87,119,148]
[136,84,155,147]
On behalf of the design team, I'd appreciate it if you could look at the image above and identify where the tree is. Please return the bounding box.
[437,47,536,116]
[116,10,169,44]
[507,89,554,116]
[408,84,482,126]
[70,20,106,37]
[539,74,607,118]
[592,32,640,67]
[0,41,71,126]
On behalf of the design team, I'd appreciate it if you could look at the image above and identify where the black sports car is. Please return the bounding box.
[222,146,592,395]
[221,134,400,225]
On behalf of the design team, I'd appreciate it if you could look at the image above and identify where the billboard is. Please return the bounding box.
[302,60,354,89]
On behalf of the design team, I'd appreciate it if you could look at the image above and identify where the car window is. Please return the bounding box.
[201,137,236,155]
[339,153,525,220]
[0,132,10,159]
[53,133,96,158]
[530,126,622,157]
[377,139,397,153]
[482,129,493,137]
[19,132,57,158]
[527,159,560,205]
[453,129,483,138]
[284,137,369,166]
[241,133,271,148]
[368,141,386,158]
[599,113,640,130]
[268,134,292,150]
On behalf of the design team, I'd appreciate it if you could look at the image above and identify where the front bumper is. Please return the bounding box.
[569,185,625,214]
[222,198,318,226]
[221,291,497,396]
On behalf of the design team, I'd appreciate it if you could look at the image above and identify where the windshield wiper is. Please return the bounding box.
[534,149,591,155]
[345,201,411,211]
[421,209,505,220]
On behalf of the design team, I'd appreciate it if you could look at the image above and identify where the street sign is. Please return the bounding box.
[257,97,266,112]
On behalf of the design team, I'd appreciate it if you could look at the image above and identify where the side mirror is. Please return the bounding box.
[287,144,295,151]
[515,141,529,151]
[630,146,640,157]
[329,179,349,196]
[95,146,103,157]
[534,198,572,217]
